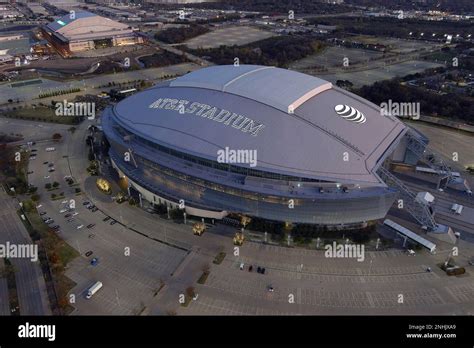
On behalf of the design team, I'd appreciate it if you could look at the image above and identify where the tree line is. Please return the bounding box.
[188,35,325,68]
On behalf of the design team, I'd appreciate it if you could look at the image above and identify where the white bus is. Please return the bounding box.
[86,281,103,299]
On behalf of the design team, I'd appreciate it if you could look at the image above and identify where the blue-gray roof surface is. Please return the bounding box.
[170,65,332,113]
[112,65,407,184]
[46,10,97,32]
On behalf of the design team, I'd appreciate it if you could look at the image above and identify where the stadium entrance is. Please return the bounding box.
[94,38,113,49]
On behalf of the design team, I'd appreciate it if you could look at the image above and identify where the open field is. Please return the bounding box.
[320,60,444,87]
[290,46,383,70]
[350,35,444,54]
[183,26,277,49]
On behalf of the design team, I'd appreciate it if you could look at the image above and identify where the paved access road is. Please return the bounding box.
[0,190,51,315]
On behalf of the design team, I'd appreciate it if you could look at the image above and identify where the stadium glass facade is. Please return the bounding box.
[102,107,398,225]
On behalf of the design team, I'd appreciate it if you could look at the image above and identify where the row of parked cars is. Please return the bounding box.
[239,263,274,292]
[240,262,266,274]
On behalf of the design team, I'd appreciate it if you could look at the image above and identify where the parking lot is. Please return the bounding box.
[4,116,474,316]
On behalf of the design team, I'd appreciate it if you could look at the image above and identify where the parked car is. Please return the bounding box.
[82,201,90,206]
[90,258,99,266]
[65,213,71,218]
[267,286,274,292]
[91,207,98,212]
[39,212,47,216]
[248,265,253,272]
[239,262,244,270]
[87,224,95,229]
[103,216,111,222]
[110,220,117,225]
[77,224,84,229]
[85,251,93,257]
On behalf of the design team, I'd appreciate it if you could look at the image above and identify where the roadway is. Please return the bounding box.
[0,63,200,106]
[0,189,51,315]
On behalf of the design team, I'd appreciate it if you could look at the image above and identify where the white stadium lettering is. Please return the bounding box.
[185,102,200,114]
[202,107,218,119]
[164,99,179,110]
[196,104,212,116]
[224,113,239,125]
[213,109,231,122]
[242,120,265,136]
[149,98,162,108]
[149,98,265,136]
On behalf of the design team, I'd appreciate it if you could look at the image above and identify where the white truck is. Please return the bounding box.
[86,281,103,299]
[451,203,463,215]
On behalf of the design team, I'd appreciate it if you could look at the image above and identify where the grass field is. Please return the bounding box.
[1,106,82,125]
[184,26,277,49]
[290,46,383,70]
[350,35,443,54]
[321,60,444,87]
